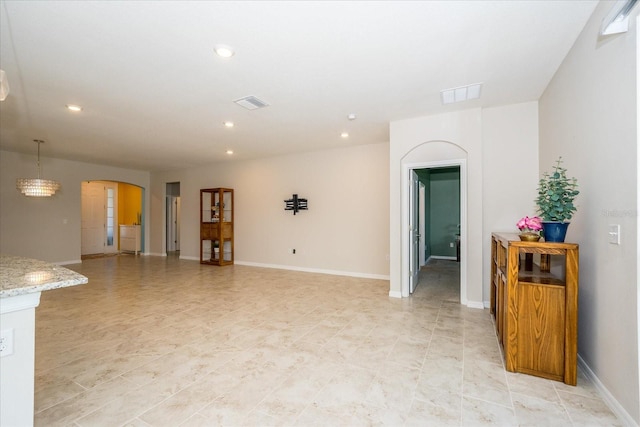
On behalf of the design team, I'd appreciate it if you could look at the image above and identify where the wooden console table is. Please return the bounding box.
[490,232,579,385]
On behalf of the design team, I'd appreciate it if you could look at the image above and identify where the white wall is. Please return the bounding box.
[539,1,639,424]
[0,150,151,264]
[482,102,540,305]
[150,142,390,278]
[390,104,539,305]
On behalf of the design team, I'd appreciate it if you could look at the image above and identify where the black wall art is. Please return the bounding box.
[284,194,308,215]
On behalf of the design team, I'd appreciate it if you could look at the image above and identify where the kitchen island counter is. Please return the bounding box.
[0,254,88,427]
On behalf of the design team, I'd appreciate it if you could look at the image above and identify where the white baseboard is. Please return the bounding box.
[429,255,457,260]
[465,300,485,309]
[145,252,167,257]
[130,255,390,280]
[56,260,82,266]
[388,290,402,298]
[577,354,639,427]
[234,260,390,281]
[484,300,491,309]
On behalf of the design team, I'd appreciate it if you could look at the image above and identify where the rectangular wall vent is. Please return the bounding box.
[234,96,269,110]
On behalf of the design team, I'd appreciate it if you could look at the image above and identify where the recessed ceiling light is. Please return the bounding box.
[348,113,357,121]
[66,104,82,112]
[440,83,483,105]
[341,132,349,138]
[223,121,234,128]
[214,44,235,58]
[226,150,234,155]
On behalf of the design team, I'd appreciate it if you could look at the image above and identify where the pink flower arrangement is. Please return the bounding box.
[517,216,543,233]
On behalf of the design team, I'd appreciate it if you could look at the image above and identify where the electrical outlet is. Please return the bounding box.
[449,242,454,248]
[0,328,14,357]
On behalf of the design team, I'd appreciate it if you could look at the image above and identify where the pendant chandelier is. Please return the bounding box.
[16,139,61,197]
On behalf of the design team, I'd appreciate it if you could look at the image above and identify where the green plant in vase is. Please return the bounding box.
[535,157,579,242]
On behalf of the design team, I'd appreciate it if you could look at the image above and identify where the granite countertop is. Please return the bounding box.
[0,254,88,298]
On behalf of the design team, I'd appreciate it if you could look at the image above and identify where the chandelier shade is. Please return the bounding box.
[16,178,61,197]
[16,140,61,197]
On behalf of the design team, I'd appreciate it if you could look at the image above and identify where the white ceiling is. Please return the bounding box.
[0,0,598,171]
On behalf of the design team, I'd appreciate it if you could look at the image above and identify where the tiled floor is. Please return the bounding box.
[34,256,621,426]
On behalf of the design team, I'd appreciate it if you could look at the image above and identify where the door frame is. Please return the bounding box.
[409,170,420,294]
[402,158,467,303]
[164,182,181,257]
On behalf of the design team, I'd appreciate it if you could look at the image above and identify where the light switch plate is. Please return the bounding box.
[608,224,620,245]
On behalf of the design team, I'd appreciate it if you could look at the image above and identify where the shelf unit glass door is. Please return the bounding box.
[200,188,234,265]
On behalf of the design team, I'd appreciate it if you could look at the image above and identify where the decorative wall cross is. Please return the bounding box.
[284,194,308,215]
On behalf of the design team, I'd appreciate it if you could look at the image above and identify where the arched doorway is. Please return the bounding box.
[81,180,143,257]
[402,156,467,303]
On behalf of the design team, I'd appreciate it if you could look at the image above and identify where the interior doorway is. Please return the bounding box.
[403,159,467,302]
[81,181,143,256]
[81,181,118,255]
[166,182,181,254]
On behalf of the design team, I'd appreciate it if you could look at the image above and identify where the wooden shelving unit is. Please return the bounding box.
[200,188,234,265]
[490,232,579,385]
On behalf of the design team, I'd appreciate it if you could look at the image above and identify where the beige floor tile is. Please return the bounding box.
[461,395,517,426]
[463,358,512,408]
[137,373,228,426]
[426,333,465,362]
[417,357,464,395]
[505,370,561,404]
[558,390,623,426]
[254,370,327,421]
[312,364,377,410]
[365,367,420,412]
[35,376,134,427]
[122,417,153,427]
[31,256,622,427]
[74,380,174,426]
[34,370,85,413]
[405,395,461,426]
[511,392,572,426]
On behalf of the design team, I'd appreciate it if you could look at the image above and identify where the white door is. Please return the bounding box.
[81,182,105,255]
[409,171,420,294]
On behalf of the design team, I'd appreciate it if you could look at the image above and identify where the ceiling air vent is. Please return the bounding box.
[234,96,269,110]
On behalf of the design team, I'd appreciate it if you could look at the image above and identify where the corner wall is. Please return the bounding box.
[539,1,639,423]
[390,103,539,305]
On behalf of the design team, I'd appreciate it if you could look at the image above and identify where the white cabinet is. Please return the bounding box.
[120,225,141,255]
